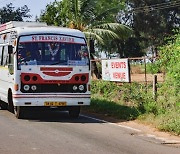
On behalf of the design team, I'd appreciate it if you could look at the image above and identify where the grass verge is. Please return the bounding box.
[83,80,180,135]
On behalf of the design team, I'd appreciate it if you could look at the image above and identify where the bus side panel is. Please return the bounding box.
[0,32,15,103]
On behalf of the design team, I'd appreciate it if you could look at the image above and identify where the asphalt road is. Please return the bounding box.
[0,108,179,154]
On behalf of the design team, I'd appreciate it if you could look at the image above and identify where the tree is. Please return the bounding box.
[40,0,132,78]
[0,3,31,24]
[118,0,180,56]
[40,0,132,46]
[159,31,180,91]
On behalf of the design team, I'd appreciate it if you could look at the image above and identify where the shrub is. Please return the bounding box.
[88,32,180,135]
[146,63,161,74]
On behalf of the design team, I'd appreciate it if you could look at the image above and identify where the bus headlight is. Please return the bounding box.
[24,85,30,91]
[73,85,78,91]
[79,85,84,91]
[31,85,37,91]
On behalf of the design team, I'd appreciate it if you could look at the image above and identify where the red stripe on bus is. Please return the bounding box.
[21,73,89,84]
[0,24,6,32]
[42,71,71,76]
[13,94,90,98]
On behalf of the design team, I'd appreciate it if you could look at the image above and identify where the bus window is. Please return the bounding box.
[17,35,89,69]
[3,46,8,66]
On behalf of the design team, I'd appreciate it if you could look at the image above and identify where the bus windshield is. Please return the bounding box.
[17,35,89,69]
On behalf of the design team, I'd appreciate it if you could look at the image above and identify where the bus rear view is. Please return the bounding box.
[0,21,91,119]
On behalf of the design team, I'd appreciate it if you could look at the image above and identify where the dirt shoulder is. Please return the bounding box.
[82,111,180,146]
[131,73,164,82]
[121,120,180,144]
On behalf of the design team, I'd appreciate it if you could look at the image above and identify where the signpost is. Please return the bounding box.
[102,59,130,82]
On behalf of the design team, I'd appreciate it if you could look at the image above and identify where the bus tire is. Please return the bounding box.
[8,90,14,113]
[14,106,25,119]
[69,106,80,118]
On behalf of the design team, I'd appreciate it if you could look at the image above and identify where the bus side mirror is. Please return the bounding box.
[8,45,13,54]
[89,40,95,54]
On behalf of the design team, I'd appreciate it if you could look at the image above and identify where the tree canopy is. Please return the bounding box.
[0,3,31,24]
[118,0,180,56]
[40,0,132,52]
[1,1,179,58]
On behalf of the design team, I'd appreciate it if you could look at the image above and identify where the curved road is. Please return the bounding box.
[0,109,179,154]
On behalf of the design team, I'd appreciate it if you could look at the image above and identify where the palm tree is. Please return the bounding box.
[40,0,132,78]
[41,0,132,43]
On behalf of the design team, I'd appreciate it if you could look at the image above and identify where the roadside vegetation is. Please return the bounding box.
[85,33,180,135]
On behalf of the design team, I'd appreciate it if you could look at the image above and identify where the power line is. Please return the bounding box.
[132,1,180,13]
[128,1,180,13]
[133,1,179,10]
[134,3,180,13]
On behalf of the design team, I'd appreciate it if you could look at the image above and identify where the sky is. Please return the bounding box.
[0,0,59,20]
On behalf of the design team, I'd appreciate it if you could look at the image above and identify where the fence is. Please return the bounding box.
[90,57,164,83]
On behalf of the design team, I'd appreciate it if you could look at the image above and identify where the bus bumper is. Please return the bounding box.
[13,94,91,106]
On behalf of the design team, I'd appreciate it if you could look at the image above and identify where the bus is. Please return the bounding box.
[0,21,91,119]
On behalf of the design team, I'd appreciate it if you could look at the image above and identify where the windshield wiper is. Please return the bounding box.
[51,61,60,65]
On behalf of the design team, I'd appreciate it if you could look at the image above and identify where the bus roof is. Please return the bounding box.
[0,21,85,38]
[0,21,47,32]
[16,27,85,38]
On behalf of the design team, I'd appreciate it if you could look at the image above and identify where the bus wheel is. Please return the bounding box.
[69,106,80,118]
[8,91,14,113]
[14,106,25,119]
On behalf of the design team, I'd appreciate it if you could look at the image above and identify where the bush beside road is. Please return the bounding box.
[85,32,180,136]
[83,80,180,135]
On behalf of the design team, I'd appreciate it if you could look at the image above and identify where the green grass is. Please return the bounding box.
[89,98,139,120]
[158,110,180,135]
[85,33,180,135]
[84,80,180,135]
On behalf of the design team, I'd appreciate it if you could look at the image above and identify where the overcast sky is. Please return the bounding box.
[0,0,59,21]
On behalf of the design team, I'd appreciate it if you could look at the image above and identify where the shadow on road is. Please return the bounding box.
[20,108,105,124]
[0,106,130,124]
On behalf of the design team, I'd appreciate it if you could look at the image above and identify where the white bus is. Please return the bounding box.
[0,21,91,119]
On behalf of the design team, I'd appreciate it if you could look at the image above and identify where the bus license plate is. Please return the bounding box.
[44,102,67,106]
